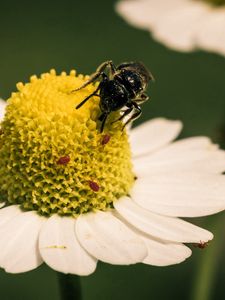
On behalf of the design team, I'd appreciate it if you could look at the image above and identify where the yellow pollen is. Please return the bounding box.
[0,70,134,216]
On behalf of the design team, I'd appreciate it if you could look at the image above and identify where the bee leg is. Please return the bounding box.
[122,102,142,130]
[71,72,108,93]
[111,106,133,124]
[134,93,149,104]
[75,77,107,109]
[75,92,100,109]
[99,112,109,133]
[96,60,116,76]
[72,61,116,93]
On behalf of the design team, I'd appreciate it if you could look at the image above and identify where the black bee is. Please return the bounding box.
[73,60,153,132]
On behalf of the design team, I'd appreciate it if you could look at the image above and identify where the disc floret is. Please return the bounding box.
[0,70,134,216]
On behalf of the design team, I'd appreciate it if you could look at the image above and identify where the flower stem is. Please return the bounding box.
[190,215,225,300]
[57,273,82,300]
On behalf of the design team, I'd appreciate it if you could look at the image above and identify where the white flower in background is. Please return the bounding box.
[0,71,225,275]
[116,0,225,56]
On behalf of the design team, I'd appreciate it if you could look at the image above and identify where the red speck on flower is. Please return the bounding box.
[101,134,111,145]
[57,155,70,165]
[88,180,100,192]
[193,241,209,249]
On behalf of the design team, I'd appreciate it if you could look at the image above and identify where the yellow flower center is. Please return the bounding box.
[0,70,134,216]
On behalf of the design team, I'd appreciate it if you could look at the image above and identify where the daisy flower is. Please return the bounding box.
[116,0,225,56]
[0,70,225,275]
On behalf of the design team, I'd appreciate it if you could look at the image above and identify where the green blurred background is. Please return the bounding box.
[0,0,225,299]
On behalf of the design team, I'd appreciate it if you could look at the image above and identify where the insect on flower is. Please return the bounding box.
[193,241,209,249]
[88,180,100,192]
[72,60,153,132]
[57,155,70,165]
[101,134,111,145]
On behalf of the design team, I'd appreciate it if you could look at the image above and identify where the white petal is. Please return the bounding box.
[116,0,159,29]
[141,235,192,266]
[134,137,225,175]
[0,205,22,226]
[149,0,209,51]
[39,215,97,275]
[0,99,6,122]
[132,174,225,217]
[116,0,224,55]
[76,211,147,265]
[116,0,188,30]
[0,210,45,273]
[196,7,225,56]
[116,0,225,56]
[130,118,182,158]
[114,197,213,243]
